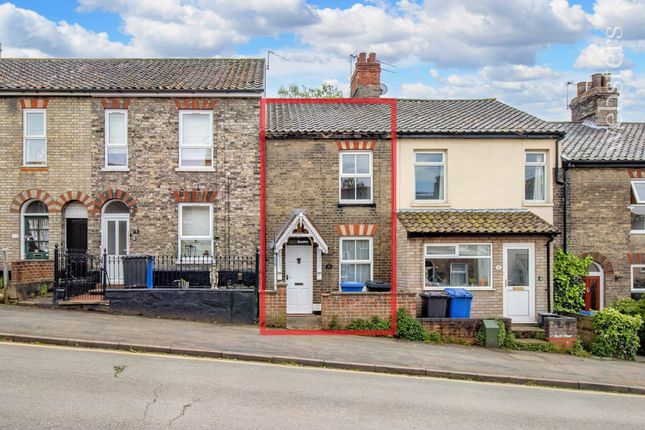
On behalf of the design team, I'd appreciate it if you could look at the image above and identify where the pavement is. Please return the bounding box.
[1,342,643,430]
[0,305,644,394]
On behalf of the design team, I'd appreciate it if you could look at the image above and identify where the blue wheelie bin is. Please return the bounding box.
[444,288,473,318]
[340,281,365,292]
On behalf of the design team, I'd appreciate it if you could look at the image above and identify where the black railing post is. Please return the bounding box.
[254,247,260,319]
[52,244,59,304]
[102,248,107,294]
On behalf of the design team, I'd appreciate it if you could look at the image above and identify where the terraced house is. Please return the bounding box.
[0,58,264,309]
[555,73,645,310]
[263,53,563,328]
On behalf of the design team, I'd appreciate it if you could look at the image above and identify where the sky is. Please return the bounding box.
[0,0,643,121]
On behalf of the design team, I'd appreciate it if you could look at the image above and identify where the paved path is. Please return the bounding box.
[1,342,643,430]
[1,306,644,393]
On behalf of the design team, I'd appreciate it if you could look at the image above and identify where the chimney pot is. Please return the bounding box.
[576,82,587,95]
[570,73,619,126]
[350,51,382,98]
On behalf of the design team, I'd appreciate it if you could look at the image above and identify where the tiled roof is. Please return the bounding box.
[266,99,563,137]
[556,121,645,162]
[0,58,265,93]
[398,209,558,235]
[396,99,562,134]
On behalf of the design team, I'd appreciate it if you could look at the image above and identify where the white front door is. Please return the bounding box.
[286,246,313,314]
[503,243,535,323]
[102,217,129,284]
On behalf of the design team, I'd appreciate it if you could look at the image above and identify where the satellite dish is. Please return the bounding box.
[380,83,388,95]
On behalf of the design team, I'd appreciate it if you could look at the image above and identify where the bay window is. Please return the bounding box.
[23,110,47,166]
[105,110,128,168]
[179,111,213,169]
[414,152,445,201]
[178,203,213,259]
[525,152,547,201]
[425,243,492,288]
[339,152,372,203]
[340,238,372,284]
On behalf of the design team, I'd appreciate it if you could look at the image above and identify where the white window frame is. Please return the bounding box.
[630,181,645,204]
[177,202,213,261]
[630,264,645,292]
[629,181,645,234]
[339,151,373,204]
[423,243,493,290]
[104,109,128,170]
[23,109,47,167]
[178,110,214,171]
[338,236,373,288]
[414,151,446,202]
[525,151,547,202]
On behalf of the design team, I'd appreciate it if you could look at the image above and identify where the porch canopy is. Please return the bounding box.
[398,209,558,235]
[271,209,328,281]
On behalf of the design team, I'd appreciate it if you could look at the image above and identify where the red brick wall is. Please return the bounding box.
[264,283,286,327]
[419,317,511,344]
[321,292,417,328]
[11,260,54,284]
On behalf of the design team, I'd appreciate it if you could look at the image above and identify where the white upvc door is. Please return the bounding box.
[503,243,536,323]
[102,216,129,284]
[285,246,313,314]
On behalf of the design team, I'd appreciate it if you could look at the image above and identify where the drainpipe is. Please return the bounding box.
[559,163,569,252]
[546,234,555,313]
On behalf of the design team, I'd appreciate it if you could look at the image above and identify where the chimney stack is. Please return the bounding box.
[350,52,382,98]
[569,73,619,126]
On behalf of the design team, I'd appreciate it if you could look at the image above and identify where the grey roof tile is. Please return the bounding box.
[267,99,562,136]
[0,58,265,93]
[555,121,645,162]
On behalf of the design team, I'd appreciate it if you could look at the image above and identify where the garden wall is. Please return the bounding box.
[320,292,417,328]
[8,260,54,300]
[106,288,257,323]
[419,317,512,344]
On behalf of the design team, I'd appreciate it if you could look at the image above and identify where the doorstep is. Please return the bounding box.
[286,314,322,330]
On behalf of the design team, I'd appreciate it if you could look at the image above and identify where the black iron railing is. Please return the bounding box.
[54,245,259,303]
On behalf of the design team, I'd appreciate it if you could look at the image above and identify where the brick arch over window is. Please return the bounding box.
[580,252,614,274]
[10,189,58,213]
[57,191,94,213]
[93,189,138,215]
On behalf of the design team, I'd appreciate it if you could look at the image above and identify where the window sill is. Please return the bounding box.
[424,287,495,291]
[175,167,215,172]
[20,166,48,172]
[338,203,376,208]
[630,230,645,235]
[522,201,553,207]
[102,167,130,172]
[410,201,450,207]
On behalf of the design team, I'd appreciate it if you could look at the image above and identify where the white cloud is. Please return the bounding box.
[299,0,591,67]
[400,64,569,120]
[590,0,645,41]
[0,3,144,57]
[77,0,317,56]
[574,42,630,69]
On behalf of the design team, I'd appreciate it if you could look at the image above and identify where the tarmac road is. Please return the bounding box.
[0,342,643,430]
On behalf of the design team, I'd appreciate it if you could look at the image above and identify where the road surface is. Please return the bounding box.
[0,342,642,429]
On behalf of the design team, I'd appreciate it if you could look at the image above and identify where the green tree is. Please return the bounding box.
[277,82,343,98]
[553,250,593,313]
